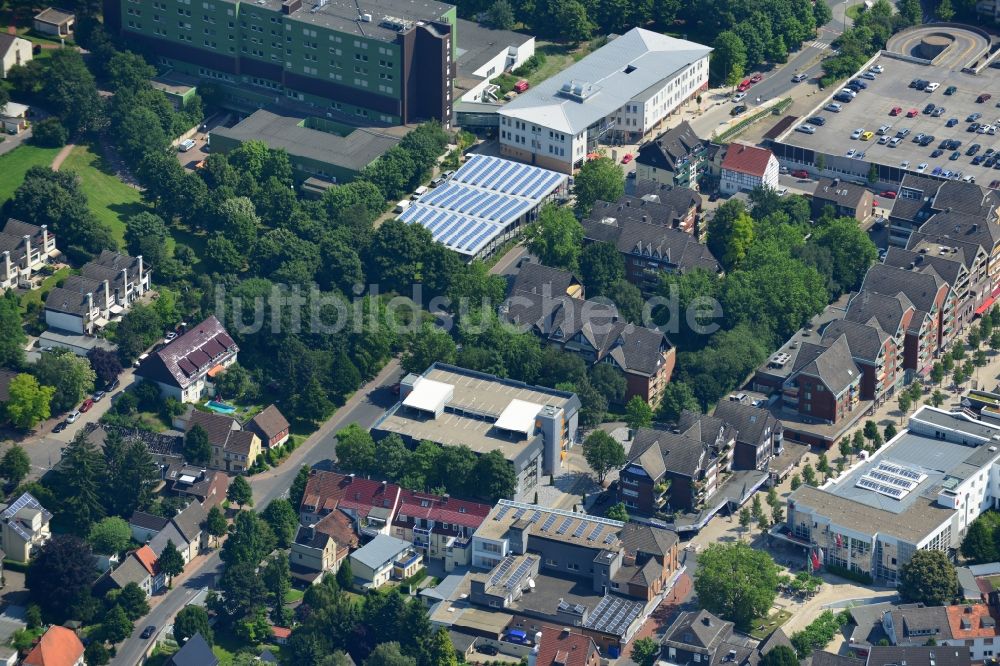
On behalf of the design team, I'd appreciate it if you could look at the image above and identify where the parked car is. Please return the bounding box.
[880,191,897,199]
[791,169,810,178]
[945,86,958,95]
[878,135,890,145]
[178,138,196,152]
[923,103,936,114]
[737,79,752,92]
[792,73,808,82]
[990,180,1000,189]
[66,410,81,424]
[861,131,874,141]
[92,390,106,402]
[750,73,763,83]
[164,331,177,342]
[477,645,499,656]
[133,352,149,368]
[106,378,120,392]
[968,143,982,155]
[862,72,877,80]
[951,151,961,160]
[917,163,928,172]
[889,137,902,147]
[80,399,94,413]
[513,79,529,93]
[851,128,864,139]
[851,79,868,89]
[846,148,857,158]
[730,104,747,116]
[925,82,940,92]
[979,94,993,103]
[870,65,884,73]
[825,103,844,112]
[931,149,944,158]
[890,106,902,116]
[796,124,816,134]
[621,153,633,164]
[896,128,911,138]
[947,118,959,127]
[906,108,918,117]
[932,107,945,117]
[731,92,747,103]
[53,421,69,433]
[807,116,826,126]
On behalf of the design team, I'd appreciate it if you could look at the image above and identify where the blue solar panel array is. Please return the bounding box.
[398,155,566,257]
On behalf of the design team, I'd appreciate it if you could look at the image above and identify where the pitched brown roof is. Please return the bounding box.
[187,410,239,447]
[135,316,238,389]
[225,430,258,457]
[535,627,598,666]
[247,404,290,440]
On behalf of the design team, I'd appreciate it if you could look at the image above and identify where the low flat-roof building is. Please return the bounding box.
[772,406,1000,583]
[210,110,403,184]
[33,7,74,37]
[349,534,421,589]
[399,154,567,261]
[498,28,710,173]
[372,363,580,499]
[454,19,534,104]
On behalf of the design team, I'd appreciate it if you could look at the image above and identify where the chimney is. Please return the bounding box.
[22,234,31,266]
[527,630,541,666]
[86,292,94,317]
[137,255,144,294]
[103,279,110,310]
[41,224,49,250]
[120,268,128,303]
[702,616,712,627]
[306,524,316,541]
[2,251,9,280]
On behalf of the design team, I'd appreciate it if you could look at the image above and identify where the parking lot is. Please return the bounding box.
[773,53,1000,187]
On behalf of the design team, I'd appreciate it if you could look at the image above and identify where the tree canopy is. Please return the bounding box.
[694,541,780,630]
[899,550,958,606]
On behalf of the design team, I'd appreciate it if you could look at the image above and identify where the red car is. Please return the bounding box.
[977,94,992,103]
[749,73,763,83]
[880,190,897,199]
[737,79,752,92]
[621,153,633,164]
[513,79,530,93]
[80,398,94,413]
[873,199,880,207]
[906,108,918,117]
[890,106,902,116]
[791,169,809,178]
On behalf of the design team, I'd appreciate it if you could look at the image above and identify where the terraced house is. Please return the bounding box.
[105,0,456,124]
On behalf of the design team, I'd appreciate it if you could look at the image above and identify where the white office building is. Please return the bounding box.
[497,27,711,174]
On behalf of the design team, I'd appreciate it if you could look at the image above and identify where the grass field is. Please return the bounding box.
[749,609,793,640]
[20,266,69,314]
[0,144,61,204]
[60,143,145,247]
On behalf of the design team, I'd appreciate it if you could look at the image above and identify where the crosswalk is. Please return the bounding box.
[807,40,832,49]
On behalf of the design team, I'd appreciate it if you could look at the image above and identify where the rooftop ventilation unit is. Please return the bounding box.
[558,79,597,102]
[381,15,414,30]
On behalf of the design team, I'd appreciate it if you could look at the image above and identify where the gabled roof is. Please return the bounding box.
[43,287,94,317]
[129,511,170,533]
[915,210,1000,257]
[133,545,158,576]
[225,430,258,457]
[81,250,146,288]
[844,290,914,338]
[663,609,732,650]
[635,121,705,171]
[171,501,206,543]
[110,553,152,589]
[23,626,85,666]
[820,319,891,364]
[626,416,724,479]
[301,509,358,550]
[0,492,51,544]
[795,336,860,395]
[721,143,774,177]
[813,177,870,209]
[187,410,239,448]
[499,28,712,135]
[535,627,599,666]
[712,400,780,448]
[169,632,218,666]
[300,470,401,519]
[149,521,188,555]
[395,490,491,530]
[350,534,412,570]
[618,521,677,556]
[510,263,581,298]
[247,404,290,440]
[885,245,966,284]
[861,263,948,316]
[135,316,238,390]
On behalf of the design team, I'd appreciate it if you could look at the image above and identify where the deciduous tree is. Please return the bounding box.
[694,541,780,630]
[525,204,584,271]
[899,550,958,605]
[227,475,253,509]
[184,424,212,467]
[582,430,626,485]
[0,445,31,488]
[574,157,625,217]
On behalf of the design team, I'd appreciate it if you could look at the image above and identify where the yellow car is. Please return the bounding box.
[861,131,874,141]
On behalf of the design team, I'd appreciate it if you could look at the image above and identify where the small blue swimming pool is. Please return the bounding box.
[206,400,236,414]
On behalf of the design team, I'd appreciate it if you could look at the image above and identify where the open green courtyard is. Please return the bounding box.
[59,144,144,247]
[0,144,61,204]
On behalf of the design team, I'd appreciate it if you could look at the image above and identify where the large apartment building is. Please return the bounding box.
[498,28,710,174]
[105,0,456,124]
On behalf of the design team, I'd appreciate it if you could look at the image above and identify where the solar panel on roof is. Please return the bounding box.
[464,225,494,252]
[507,558,534,590]
[572,521,588,538]
[541,513,558,531]
[556,517,574,534]
[494,504,511,521]
[505,165,535,194]
[513,508,526,519]
[587,524,603,541]
[530,510,541,523]
[488,555,515,586]
[604,532,617,544]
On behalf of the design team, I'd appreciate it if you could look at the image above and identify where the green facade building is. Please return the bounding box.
[105,0,456,125]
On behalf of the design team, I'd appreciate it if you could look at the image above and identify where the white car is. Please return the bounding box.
[925,82,940,92]
[178,138,197,152]
[66,410,81,424]
[917,162,928,172]
[901,160,910,169]
[732,92,747,102]
[870,64,885,73]
[889,137,902,147]
[825,103,843,113]
[164,331,177,342]
[851,128,864,139]
[877,135,890,144]
[840,88,858,98]
[796,124,816,134]
[792,73,808,82]
[777,187,788,196]
[846,148,857,157]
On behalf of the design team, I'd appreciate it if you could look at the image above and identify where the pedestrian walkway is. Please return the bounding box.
[806,40,832,50]
[51,143,75,171]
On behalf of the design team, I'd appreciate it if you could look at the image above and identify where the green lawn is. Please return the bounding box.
[285,588,305,603]
[20,266,70,315]
[0,144,61,204]
[846,3,864,19]
[59,143,146,247]
[749,609,793,640]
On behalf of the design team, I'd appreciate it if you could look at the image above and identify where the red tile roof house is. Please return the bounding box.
[270,626,291,645]
[134,315,238,403]
[719,143,780,196]
[299,470,402,539]
[390,490,491,571]
[23,626,85,666]
[528,626,602,666]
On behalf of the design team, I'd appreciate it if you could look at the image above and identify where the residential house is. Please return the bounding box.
[0,101,28,135]
[660,610,756,666]
[634,121,709,190]
[391,490,491,570]
[0,35,32,79]
[184,409,262,473]
[812,177,875,222]
[33,7,74,36]
[0,492,51,563]
[880,603,1000,662]
[23,626,84,666]
[868,647,969,666]
[99,545,164,597]
[888,174,999,248]
[502,263,676,406]
[820,319,901,406]
[246,404,290,449]
[527,627,602,666]
[164,465,229,507]
[298,470,402,537]
[618,413,735,515]
[0,219,57,291]
[168,633,218,666]
[349,534,422,588]
[712,399,783,472]
[129,511,170,544]
[581,190,720,296]
[860,263,956,376]
[719,143,779,195]
[270,626,291,645]
[145,501,206,564]
[290,510,358,584]
[82,250,151,307]
[135,315,239,403]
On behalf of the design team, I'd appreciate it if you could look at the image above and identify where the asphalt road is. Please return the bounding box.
[110,359,403,666]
